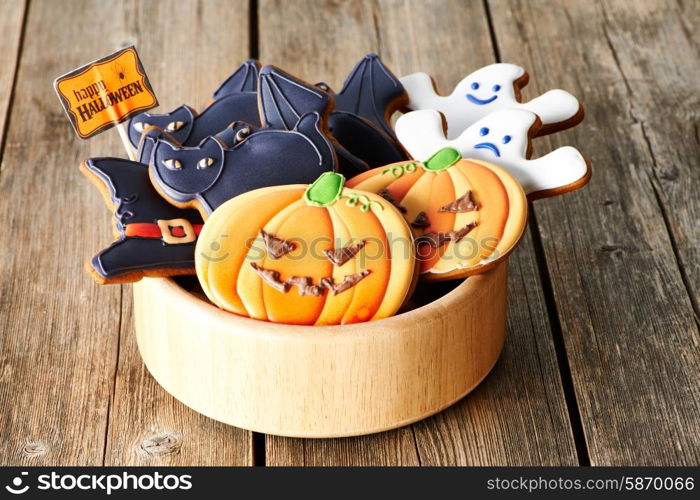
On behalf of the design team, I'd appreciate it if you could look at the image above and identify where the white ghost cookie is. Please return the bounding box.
[395,109,590,198]
[400,63,583,139]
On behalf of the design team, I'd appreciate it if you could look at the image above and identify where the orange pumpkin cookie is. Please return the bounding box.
[346,147,527,280]
[195,172,416,325]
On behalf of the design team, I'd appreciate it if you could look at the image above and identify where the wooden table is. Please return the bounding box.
[0,0,698,466]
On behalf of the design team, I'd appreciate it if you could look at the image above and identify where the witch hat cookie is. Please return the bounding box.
[395,109,591,198]
[318,53,409,168]
[127,60,261,150]
[196,171,416,325]
[400,63,583,138]
[80,158,204,284]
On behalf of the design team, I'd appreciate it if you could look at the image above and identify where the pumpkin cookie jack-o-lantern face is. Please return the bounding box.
[346,147,528,280]
[195,172,416,325]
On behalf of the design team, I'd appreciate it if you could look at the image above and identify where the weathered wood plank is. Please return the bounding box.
[103,0,253,465]
[0,0,124,465]
[0,0,26,150]
[489,0,700,465]
[412,229,580,465]
[261,0,578,466]
[599,0,700,315]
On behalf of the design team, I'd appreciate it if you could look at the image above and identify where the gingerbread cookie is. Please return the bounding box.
[136,63,369,178]
[347,147,528,280]
[127,60,261,150]
[196,171,416,325]
[317,53,408,168]
[80,158,203,284]
[149,65,340,217]
[395,109,591,199]
[400,63,583,138]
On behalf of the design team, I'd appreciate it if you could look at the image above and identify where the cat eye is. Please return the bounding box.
[166,121,186,132]
[163,159,182,170]
[197,157,215,169]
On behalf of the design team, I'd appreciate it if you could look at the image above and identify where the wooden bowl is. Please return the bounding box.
[133,261,507,438]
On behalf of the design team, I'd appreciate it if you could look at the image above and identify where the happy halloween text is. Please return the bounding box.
[72,79,146,123]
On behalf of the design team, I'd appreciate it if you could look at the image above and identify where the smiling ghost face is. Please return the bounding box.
[459,64,523,108]
[433,63,526,138]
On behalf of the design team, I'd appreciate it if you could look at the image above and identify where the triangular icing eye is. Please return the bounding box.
[163,159,182,170]
[323,240,366,266]
[197,157,215,170]
[166,121,186,132]
[133,121,150,133]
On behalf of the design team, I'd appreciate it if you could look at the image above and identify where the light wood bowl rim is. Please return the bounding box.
[154,267,491,336]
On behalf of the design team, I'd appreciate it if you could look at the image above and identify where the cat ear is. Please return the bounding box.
[259,65,331,130]
[212,59,260,99]
[128,105,195,148]
[293,112,336,168]
[395,110,448,161]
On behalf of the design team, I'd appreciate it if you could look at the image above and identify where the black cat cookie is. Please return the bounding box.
[149,65,340,217]
[127,60,261,151]
[133,61,369,178]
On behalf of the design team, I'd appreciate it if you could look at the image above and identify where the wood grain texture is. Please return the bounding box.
[102,0,254,465]
[489,0,700,465]
[261,0,578,465]
[0,0,124,465]
[106,288,252,465]
[0,0,26,147]
[598,0,700,315]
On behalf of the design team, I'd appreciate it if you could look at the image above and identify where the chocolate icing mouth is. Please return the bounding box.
[250,262,371,296]
[417,221,479,248]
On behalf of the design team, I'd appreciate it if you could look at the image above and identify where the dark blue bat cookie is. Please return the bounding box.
[126,60,261,150]
[316,53,409,167]
[149,65,339,217]
[134,61,368,177]
[80,158,204,284]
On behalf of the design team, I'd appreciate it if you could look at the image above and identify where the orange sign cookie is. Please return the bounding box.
[347,148,528,280]
[195,172,417,325]
[54,46,157,138]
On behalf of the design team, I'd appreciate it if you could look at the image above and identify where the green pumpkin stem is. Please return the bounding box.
[304,172,346,207]
[423,147,461,171]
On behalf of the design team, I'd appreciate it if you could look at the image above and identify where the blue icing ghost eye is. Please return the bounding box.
[502,135,511,144]
[492,84,501,91]
[471,82,479,90]
[479,127,489,136]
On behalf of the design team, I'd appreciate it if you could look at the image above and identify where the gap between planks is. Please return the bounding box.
[481,0,591,466]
